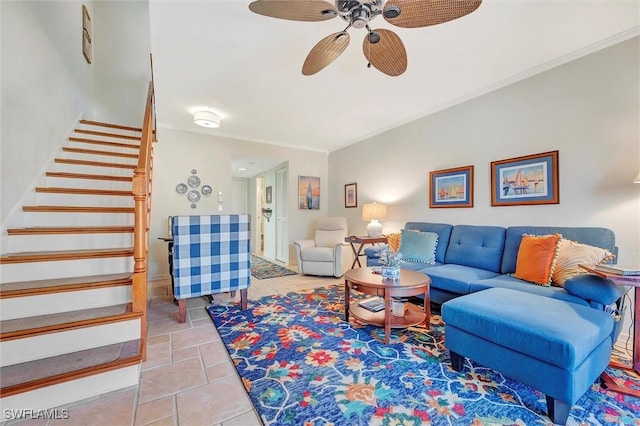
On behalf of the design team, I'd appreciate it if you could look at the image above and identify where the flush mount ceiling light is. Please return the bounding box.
[194,110,221,128]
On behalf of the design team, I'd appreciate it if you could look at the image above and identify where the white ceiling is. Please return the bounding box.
[149,0,639,161]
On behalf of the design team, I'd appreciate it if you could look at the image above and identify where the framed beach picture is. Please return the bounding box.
[344,182,357,208]
[429,165,474,208]
[490,150,559,206]
[298,176,320,210]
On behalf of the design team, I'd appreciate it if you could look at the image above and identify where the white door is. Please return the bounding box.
[276,166,288,263]
[231,178,248,214]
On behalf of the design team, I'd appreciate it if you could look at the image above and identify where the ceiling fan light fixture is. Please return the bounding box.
[194,110,221,128]
[383,6,400,19]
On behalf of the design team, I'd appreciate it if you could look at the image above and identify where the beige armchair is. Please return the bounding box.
[293,217,353,277]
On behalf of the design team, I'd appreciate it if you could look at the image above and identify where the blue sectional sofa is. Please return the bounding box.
[365,222,628,311]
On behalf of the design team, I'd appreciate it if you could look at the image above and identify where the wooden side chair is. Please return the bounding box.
[171,214,251,323]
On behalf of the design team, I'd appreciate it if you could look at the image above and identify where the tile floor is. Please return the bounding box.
[10,264,342,426]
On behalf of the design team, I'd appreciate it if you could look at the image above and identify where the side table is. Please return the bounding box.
[579,264,640,397]
[345,235,387,269]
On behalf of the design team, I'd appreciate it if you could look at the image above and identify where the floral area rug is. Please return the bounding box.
[251,255,297,280]
[206,285,640,425]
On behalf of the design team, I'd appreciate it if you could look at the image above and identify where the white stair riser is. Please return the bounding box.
[53,163,135,176]
[0,365,140,413]
[0,286,132,321]
[0,257,133,283]
[0,318,140,367]
[68,142,140,156]
[74,127,141,139]
[58,151,137,166]
[35,193,134,207]
[5,233,133,253]
[23,212,134,227]
[45,177,132,191]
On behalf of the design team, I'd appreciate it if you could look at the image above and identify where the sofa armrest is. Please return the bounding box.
[564,273,630,306]
[364,244,387,258]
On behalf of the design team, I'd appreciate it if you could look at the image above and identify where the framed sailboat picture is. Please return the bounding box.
[298,176,320,210]
[429,165,474,208]
[491,150,559,206]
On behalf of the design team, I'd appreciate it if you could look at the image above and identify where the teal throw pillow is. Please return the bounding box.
[398,229,438,264]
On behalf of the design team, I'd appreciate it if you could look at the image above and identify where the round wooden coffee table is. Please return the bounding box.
[344,267,431,344]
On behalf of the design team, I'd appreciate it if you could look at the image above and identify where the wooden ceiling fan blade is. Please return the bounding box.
[363,29,407,77]
[302,32,350,76]
[249,0,337,22]
[383,0,482,28]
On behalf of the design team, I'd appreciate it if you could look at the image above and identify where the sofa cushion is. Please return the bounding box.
[513,233,561,286]
[564,273,626,306]
[469,274,589,306]
[398,229,438,264]
[502,226,617,274]
[425,264,499,295]
[444,225,506,273]
[552,239,615,287]
[300,247,335,262]
[404,222,453,264]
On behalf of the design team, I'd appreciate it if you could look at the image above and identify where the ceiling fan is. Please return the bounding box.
[248,0,482,77]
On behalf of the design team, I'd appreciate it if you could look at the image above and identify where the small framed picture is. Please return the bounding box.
[491,150,559,206]
[265,185,272,204]
[344,182,358,208]
[429,165,474,208]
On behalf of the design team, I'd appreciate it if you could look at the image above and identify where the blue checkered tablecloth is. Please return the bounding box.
[172,214,251,299]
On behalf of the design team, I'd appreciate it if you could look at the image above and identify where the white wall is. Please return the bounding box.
[92,1,151,127]
[149,128,328,278]
[328,37,640,267]
[1,1,94,222]
[1,0,152,224]
[328,37,639,346]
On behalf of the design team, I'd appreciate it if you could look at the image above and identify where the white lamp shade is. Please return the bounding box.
[362,202,387,221]
[362,202,387,238]
[194,110,220,128]
[634,172,640,183]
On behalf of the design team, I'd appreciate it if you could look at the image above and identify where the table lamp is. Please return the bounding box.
[362,202,387,238]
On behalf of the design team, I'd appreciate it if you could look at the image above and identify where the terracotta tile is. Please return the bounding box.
[173,345,200,363]
[147,334,170,346]
[220,410,262,425]
[141,342,171,371]
[199,340,231,367]
[205,360,237,382]
[134,395,175,426]
[148,317,192,337]
[50,388,137,426]
[172,326,218,350]
[145,416,176,426]
[188,306,210,321]
[176,377,252,426]
[138,358,207,403]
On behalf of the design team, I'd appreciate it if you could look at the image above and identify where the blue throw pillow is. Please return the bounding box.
[398,229,438,264]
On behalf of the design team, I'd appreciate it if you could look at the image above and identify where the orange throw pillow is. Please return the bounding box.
[514,233,562,286]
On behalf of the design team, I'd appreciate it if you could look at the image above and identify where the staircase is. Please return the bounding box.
[0,117,153,412]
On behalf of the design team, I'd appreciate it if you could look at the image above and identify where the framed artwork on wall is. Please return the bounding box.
[344,182,357,208]
[298,176,320,210]
[82,5,92,64]
[490,150,559,206]
[265,185,272,204]
[429,165,474,208]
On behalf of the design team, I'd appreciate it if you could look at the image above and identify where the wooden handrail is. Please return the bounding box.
[131,81,155,361]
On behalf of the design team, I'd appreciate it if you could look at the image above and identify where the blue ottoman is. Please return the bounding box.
[442,288,614,425]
